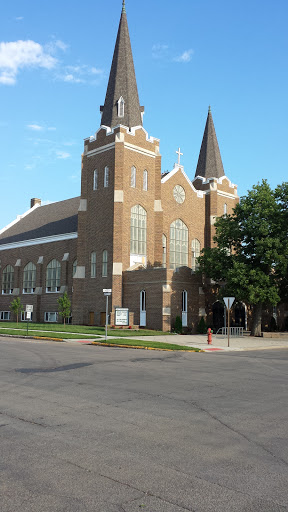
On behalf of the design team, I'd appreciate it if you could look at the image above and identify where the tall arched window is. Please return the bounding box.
[2,265,14,294]
[91,252,96,278]
[143,170,148,191]
[191,239,201,271]
[73,259,77,277]
[131,166,136,188]
[93,170,98,190]
[102,250,108,277]
[224,203,227,216]
[169,219,188,269]
[162,234,167,267]
[130,205,147,265]
[104,166,109,188]
[23,262,36,293]
[46,259,61,292]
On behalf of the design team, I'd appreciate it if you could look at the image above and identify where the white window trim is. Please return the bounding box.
[44,312,58,323]
[93,169,98,190]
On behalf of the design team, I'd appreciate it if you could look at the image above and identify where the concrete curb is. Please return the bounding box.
[90,341,204,353]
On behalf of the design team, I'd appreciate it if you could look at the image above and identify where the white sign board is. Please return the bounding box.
[103,289,112,293]
[26,311,31,320]
[26,305,33,313]
[224,297,235,309]
[115,308,129,326]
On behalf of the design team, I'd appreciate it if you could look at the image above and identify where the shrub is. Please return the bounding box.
[197,316,207,334]
[174,316,182,334]
[269,316,277,332]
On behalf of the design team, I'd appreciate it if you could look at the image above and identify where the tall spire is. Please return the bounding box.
[195,107,225,179]
[100,2,144,129]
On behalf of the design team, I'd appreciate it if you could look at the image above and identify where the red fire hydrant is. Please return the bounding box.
[207,328,212,345]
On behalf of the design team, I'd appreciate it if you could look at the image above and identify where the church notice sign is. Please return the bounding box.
[115,308,129,326]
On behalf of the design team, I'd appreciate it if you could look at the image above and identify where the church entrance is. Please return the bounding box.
[234,302,246,329]
[140,290,146,327]
[212,301,224,331]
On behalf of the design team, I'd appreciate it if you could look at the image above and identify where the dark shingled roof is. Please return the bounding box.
[100,5,144,129]
[195,108,225,179]
[0,197,79,246]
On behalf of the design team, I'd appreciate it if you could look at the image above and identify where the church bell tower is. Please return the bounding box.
[73,1,163,325]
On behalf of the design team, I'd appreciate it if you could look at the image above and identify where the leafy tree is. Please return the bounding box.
[57,292,71,326]
[198,180,288,337]
[10,297,24,324]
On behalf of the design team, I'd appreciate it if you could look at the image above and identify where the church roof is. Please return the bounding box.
[195,108,225,179]
[0,197,79,246]
[100,2,144,129]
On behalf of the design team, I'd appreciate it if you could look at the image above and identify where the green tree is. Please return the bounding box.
[57,292,71,326]
[198,180,288,337]
[10,297,24,324]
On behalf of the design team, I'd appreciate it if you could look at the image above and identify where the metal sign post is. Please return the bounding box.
[25,305,33,337]
[223,297,235,347]
[103,289,112,341]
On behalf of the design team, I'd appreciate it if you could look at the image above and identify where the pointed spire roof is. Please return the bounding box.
[100,3,144,129]
[195,107,225,179]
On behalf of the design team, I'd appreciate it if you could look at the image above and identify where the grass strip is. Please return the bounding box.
[0,329,98,340]
[91,338,202,352]
[0,322,169,337]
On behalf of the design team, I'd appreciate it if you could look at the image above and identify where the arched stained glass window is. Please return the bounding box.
[73,259,77,277]
[169,219,188,269]
[104,166,109,188]
[23,262,36,293]
[143,170,148,191]
[102,250,108,277]
[131,166,136,188]
[91,252,96,278]
[191,239,201,271]
[130,205,147,259]
[46,259,61,292]
[162,234,167,267]
[2,265,14,294]
[93,170,98,190]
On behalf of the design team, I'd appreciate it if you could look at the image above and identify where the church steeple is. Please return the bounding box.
[100,2,144,129]
[195,107,225,179]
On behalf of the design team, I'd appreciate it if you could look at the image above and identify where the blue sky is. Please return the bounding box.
[1,0,287,228]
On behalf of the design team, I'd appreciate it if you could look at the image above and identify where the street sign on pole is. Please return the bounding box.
[223,297,235,348]
[103,290,112,340]
[26,305,33,313]
[223,297,235,309]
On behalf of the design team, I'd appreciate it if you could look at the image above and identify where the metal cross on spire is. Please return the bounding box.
[176,147,183,165]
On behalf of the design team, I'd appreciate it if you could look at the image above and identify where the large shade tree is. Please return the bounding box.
[198,180,288,336]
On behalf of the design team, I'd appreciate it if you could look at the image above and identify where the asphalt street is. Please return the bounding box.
[0,337,287,512]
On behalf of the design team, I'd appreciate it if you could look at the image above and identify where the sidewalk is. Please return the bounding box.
[100,333,288,352]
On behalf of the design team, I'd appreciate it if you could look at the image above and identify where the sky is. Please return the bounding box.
[0,0,287,228]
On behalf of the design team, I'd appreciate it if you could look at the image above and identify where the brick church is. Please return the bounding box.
[0,1,239,331]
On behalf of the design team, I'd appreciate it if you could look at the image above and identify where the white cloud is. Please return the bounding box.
[27,124,44,131]
[47,126,56,131]
[58,64,104,84]
[174,49,194,63]
[62,73,84,84]
[15,17,24,21]
[152,43,169,59]
[56,151,71,159]
[0,40,57,85]
[45,39,68,55]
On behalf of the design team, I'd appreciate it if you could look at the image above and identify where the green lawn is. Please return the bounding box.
[0,322,169,337]
[92,339,202,352]
[0,328,98,340]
